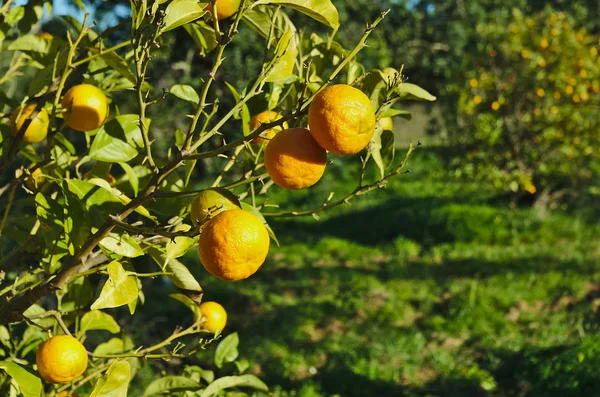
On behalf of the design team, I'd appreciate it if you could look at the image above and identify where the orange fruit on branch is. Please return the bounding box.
[204,0,241,20]
[200,301,227,333]
[36,335,88,384]
[190,187,241,227]
[199,209,269,282]
[62,84,108,132]
[249,111,289,145]
[264,128,327,190]
[10,104,49,144]
[308,84,376,155]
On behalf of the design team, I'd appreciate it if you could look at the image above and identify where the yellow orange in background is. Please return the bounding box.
[200,301,227,333]
[190,187,241,227]
[264,128,327,190]
[378,117,394,132]
[62,84,108,132]
[199,209,270,282]
[36,335,88,384]
[204,0,241,20]
[10,104,49,144]
[249,111,289,145]
[26,166,44,190]
[308,84,376,156]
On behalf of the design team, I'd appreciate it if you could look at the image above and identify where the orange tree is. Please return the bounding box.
[0,0,435,395]
[448,9,600,206]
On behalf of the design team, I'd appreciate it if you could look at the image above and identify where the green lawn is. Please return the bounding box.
[130,147,600,397]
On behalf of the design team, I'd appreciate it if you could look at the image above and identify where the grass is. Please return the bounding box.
[129,147,600,397]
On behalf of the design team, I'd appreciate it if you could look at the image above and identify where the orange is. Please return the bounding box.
[264,128,327,190]
[62,84,108,132]
[200,301,227,333]
[473,95,483,105]
[36,335,88,384]
[469,78,478,88]
[308,85,376,155]
[10,104,49,144]
[536,88,545,97]
[491,101,500,111]
[190,187,241,227]
[37,32,53,40]
[26,166,44,190]
[199,209,269,282]
[379,117,393,131]
[249,111,289,145]
[204,0,241,20]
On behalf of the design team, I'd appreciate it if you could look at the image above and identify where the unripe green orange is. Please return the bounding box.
[190,188,241,227]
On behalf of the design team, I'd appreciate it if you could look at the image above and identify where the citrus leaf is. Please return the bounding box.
[91,261,139,310]
[89,360,131,397]
[201,375,269,397]
[119,162,139,196]
[380,129,395,169]
[184,21,217,55]
[395,83,437,101]
[241,202,279,247]
[256,0,339,29]
[89,115,145,163]
[170,293,201,321]
[171,84,200,105]
[80,310,121,334]
[93,338,127,356]
[0,361,42,397]
[143,376,202,396]
[381,108,412,121]
[214,332,239,368]
[147,247,202,292]
[165,224,198,260]
[265,28,298,83]
[100,232,144,258]
[162,0,207,32]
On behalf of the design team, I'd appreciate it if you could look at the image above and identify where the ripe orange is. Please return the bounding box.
[10,104,49,144]
[491,101,500,111]
[36,335,88,384]
[200,301,227,333]
[26,166,44,190]
[204,0,241,20]
[264,128,327,190]
[473,95,483,105]
[249,111,289,145]
[62,84,108,132]
[190,188,241,227]
[378,117,393,131]
[199,209,269,282]
[308,84,376,156]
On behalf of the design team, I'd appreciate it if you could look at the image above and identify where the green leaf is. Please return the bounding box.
[147,247,202,292]
[100,51,136,84]
[55,132,77,154]
[201,375,269,397]
[381,108,412,121]
[165,224,198,260]
[184,21,217,55]
[89,360,131,397]
[241,202,279,247]
[93,337,127,356]
[7,34,53,53]
[234,359,250,373]
[119,162,139,196]
[184,159,197,187]
[20,144,41,163]
[380,129,395,169]
[162,0,207,32]
[0,361,42,397]
[214,332,239,368]
[170,84,200,105]
[369,126,385,179]
[60,277,94,312]
[64,189,92,254]
[80,310,121,334]
[258,0,339,29]
[35,193,66,250]
[265,28,298,83]
[65,179,123,226]
[143,376,202,396]
[224,82,250,136]
[170,293,201,321]
[100,232,144,258]
[91,261,139,310]
[395,83,437,101]
[89,115,145,163]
